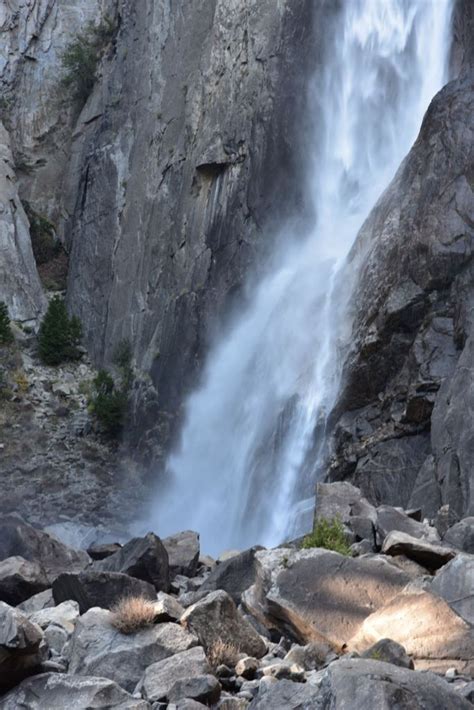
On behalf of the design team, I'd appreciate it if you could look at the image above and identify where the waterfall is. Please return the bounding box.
[149,0,453,555]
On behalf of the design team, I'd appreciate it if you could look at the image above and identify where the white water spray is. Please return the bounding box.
[150,0,453,555]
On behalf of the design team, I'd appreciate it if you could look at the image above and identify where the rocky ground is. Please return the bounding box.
[0,328,147,540]
[0,483,472,708]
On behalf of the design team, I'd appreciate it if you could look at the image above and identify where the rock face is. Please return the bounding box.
[328,73,474,523]
[0,122,45,322]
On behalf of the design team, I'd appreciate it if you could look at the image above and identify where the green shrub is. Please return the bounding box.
[23,202,59,265]
[88,342,134,437]
[61,18,116,104]
[38,296,83,365]
[0,302,13,344]
[301,516,351,556]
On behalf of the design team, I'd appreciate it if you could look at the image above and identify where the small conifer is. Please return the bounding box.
[0,302,13,344]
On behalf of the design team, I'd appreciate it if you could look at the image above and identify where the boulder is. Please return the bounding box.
[168,674,221,705]
[96,533,170,592]
[235,657,259,679]
[375,505,440,546]
[87,543,123,560]
[284,642,333,671]
[0,601,44,692]
[28,600,80,630]
[361,638,414,669]
[314,658,471,709]
[247,678,321,708]
[349,588,474,673]
[154,591,185,622]
[0,556,49,605]
[67,607,198,692]
[382,531,456,571]
[181,591,266,658]
[315,482,376,525]
[137,646,211,702]
[242,548,410,649]
[0,516,90,583]
[52,570,157,613]
[444,518,474,554]
[431,554,474,624]
[0,672,150,709]
[200,547,263,604]
[18,589,54,613]
[163,531,200,577]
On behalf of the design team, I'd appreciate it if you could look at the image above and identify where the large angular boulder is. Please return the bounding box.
[200,546,263,603]
[181,590,266,658]
[52,570,157,613]
[444,518,474,554]
[0,556,49,605]
[242,548,410,649]
[136,646,211,703]
[315,482,376,525]
[0,516,90,583]
[96,533,170,592]
[67,607,198,692]
[313,658,471,709]
[0,601,44,692]
[0,673,150,709]
[382,531,457,571]
[431,554,474,624]
[28,600,80,630]
[18,589,54,614]
[163,531,200,578]
[349,588,474,673]
[168,674,221,705]
[247,678,322,708]
[375,505,440,546]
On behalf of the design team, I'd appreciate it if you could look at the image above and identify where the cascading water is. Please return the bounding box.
[149,0,453,555]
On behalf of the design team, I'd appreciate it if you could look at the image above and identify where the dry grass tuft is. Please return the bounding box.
[207,638,240,670]
[110,596,157,634]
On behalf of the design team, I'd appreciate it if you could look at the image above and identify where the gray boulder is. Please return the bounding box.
[431,554,474,624]
[200,546,263,604]
[155,591,185,622]
[0,556,49,605]
[18,589,54,613]
[315,482,376,525]
[28,600,80,630]
[284,642,334,671]
[349,588,474,674]
[181,590,266,658]
[361,638,414,669]
[87,543,123,560]
[315,658,472,709]
[0,516,90,584]
[163,531,200,578]
[67,607,198,692]
[247,678,321,708]
[137,646,211,702]
[382,531,457,571]
[375,505,440,546]
[0,601,44,692]
[96,533,170,592]
[242,548,410,649]
[52,570,157,613]
[0,672,150,709]
[168,674,221,705]
[444,518,474,554]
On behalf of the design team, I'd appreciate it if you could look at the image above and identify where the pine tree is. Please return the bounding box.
[0,302,13,344]
[38,297,73,365]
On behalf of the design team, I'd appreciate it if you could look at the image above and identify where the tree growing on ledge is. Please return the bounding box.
[88,339,133,438]
[0,302,13,344]
[38,296,83,365]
